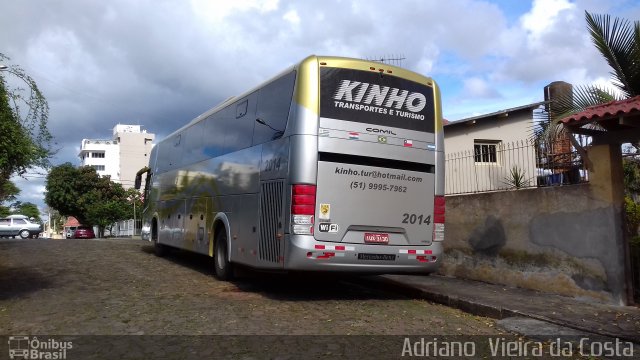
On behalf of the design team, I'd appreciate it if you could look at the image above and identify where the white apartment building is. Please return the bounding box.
[78,124,155,189]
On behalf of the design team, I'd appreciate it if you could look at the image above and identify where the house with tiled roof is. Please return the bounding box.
[63,216,80,239]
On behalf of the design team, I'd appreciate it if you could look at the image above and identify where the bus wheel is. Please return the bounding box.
[214,230,234,281]
[154,241,167,257]
[151,222,169,257]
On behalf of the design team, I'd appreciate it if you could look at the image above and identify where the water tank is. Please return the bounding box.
[544,81,573,118]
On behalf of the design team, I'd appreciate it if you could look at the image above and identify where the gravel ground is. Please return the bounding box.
[0,238,512,359]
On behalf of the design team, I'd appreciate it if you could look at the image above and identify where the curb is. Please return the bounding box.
[367,275,639,344]
[370,275,512,319]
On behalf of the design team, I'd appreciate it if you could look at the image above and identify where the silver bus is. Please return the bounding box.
[136,55,445,280]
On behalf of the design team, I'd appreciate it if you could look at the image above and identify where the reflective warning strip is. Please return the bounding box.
[314,245,355,251]
[408,255,430,262]
[309,251,346,259]
[399,249,433,255]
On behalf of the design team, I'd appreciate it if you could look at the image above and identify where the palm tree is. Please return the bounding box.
[587,11,640,98]
[534,11,640,147]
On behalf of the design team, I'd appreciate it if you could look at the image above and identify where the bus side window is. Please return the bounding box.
[156,142,172,172]
[182,121,206,165]
[203,113,224,158]
[169,133,184,167]
[236,100,248,118]
[223,96,255,153]
[253,71,296,145]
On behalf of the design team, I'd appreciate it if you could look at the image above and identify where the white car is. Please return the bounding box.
[0,215,42,239]
[66,227,77,238]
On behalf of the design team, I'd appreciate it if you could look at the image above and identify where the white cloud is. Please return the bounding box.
[521,0,575,46]
[10,171,49,216]
[463,77,502,99]
[2,0,639,208]
[479,0,615,97]
[190,0,280,23]
[283,9,300,25]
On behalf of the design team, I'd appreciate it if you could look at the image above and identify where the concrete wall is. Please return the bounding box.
[442,183,627,305]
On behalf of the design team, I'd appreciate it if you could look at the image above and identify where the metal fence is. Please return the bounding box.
[445,138,589,195]
[106,219,142,237]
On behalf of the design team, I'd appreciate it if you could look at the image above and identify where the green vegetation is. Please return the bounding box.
[623,159,640,248]
[534,11,640,146]
[0,53,54,215]
[11,202,42,222]
[45,163,140,237]
[503,166,527,189]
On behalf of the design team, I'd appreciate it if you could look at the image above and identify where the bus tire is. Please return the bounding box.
[154,240,167,257]
[152,229,167,257]
[213,229,234,281]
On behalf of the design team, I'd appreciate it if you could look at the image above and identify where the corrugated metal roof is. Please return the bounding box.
[560,96,640,125]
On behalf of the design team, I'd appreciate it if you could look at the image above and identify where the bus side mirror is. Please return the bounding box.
[134,174,142,190]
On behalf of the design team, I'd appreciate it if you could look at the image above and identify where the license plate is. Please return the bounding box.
[358,253,396,261]
[364,232,389,244]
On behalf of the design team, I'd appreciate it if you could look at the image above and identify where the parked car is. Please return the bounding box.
[0,215,42,239]
[73,226,95,239]
[66,227,77,239]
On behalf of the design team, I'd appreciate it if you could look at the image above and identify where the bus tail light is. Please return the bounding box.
[292,184,316,235]
[433,196,445,242]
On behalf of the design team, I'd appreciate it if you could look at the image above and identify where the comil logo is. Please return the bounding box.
[8,336,73,359]
[333,80,427,117]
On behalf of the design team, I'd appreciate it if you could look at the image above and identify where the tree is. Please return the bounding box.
[587,12,640,99]
[45,163,136,236]
[0,181,20,216]
[126,187,143,220]
[10,201,41,222]
[47,208,64,236]
[45,163,88,223]
[0,53,54,202]
[80,180,131,237]
[535,11,640,145]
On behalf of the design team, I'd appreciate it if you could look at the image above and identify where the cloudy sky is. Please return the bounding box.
[1,0,639,216]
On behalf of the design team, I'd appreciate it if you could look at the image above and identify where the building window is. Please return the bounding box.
[92,152,105,158]
[474,140,500,164]
[92,165,105,171]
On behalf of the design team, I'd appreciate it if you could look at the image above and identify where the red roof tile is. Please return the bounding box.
[560,96,640,125]
[63,216,80,227]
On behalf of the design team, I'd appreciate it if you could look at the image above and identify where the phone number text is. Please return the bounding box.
[350,181,408,193]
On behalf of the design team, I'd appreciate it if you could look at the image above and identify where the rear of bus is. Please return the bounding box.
[286,56,445,273]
